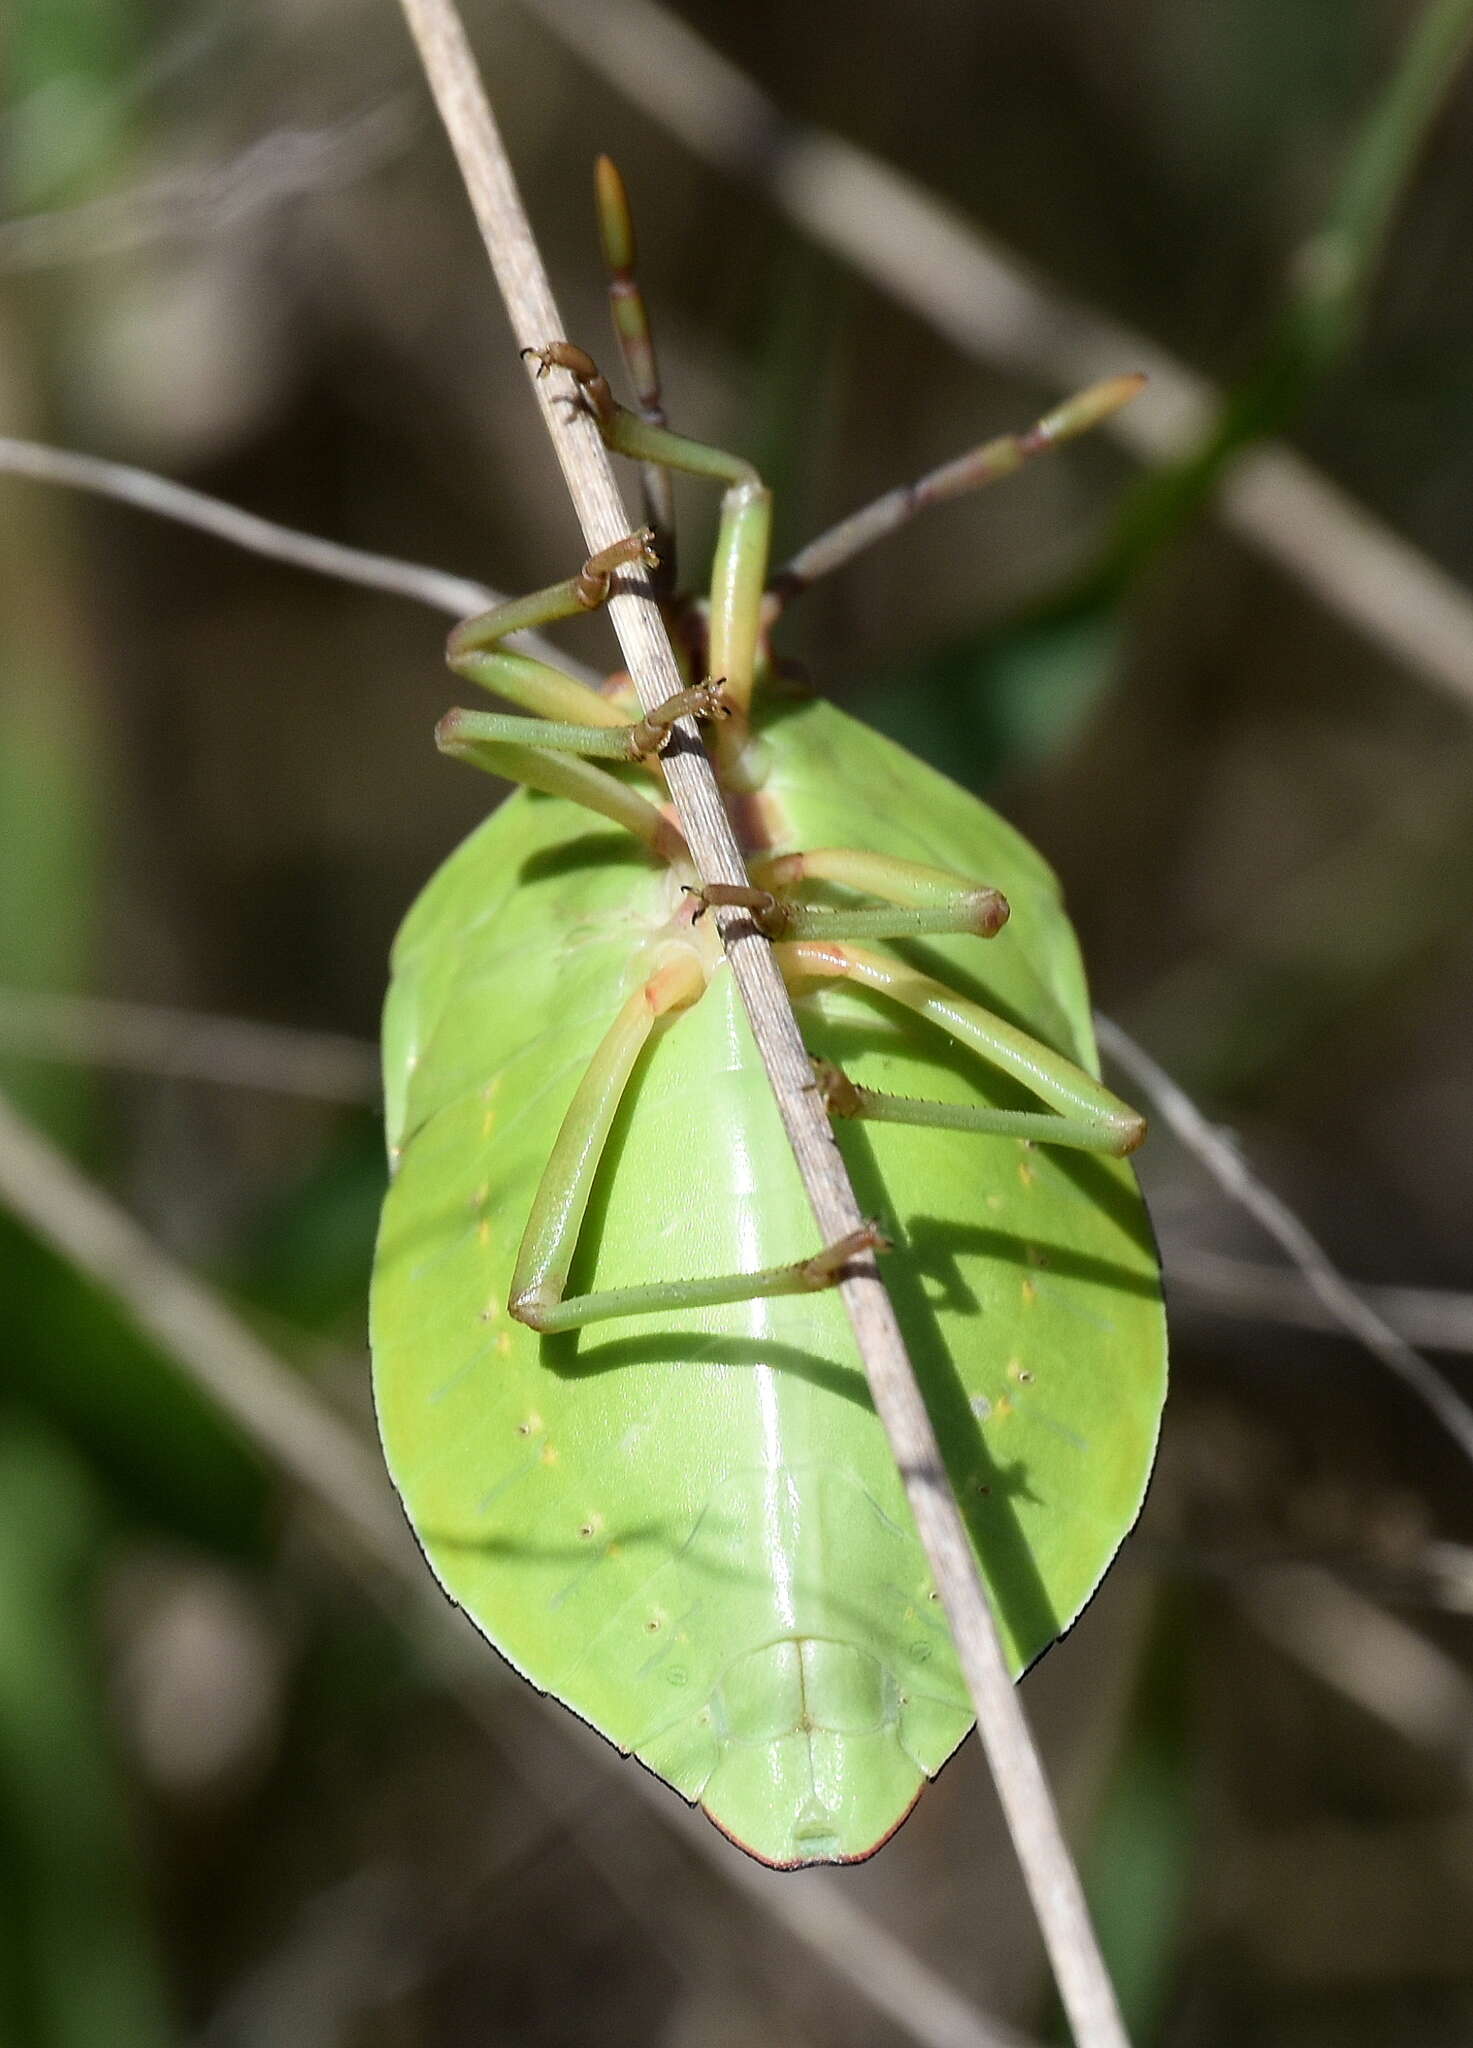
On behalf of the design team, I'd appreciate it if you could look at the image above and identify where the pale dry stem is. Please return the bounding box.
[391,0,1130,2041]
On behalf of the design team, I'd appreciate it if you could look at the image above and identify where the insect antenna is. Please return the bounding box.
[595,156,677,596]
[766,373,1146,614]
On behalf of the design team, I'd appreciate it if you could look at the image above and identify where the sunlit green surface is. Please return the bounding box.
[373,695,1165,1866]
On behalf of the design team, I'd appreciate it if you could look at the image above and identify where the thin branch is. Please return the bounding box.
[391,3,1127,2041]
[0,435,490,614]
[1165,1244,1473,1357]
[1095,1017,1473,1469]
[518,0,1473,720]
[0,102,412,271]
[0,435,592,682]
[0,989,380,1103]
[1234,1564,1473,1793]
[0,1090,404,1563]
[0,1085,1032,2048]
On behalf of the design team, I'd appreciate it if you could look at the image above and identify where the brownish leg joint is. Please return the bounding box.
[683,882,792,938]
[575,528,659,609]
[627,678,733,758]
[800,1221,892,1288]
[522,340,617,425]
[810,1057,864,1118]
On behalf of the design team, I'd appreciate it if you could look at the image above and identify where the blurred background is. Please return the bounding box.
[4,0,1473,2041]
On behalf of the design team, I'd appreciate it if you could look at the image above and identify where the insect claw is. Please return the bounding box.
[522,340,616,423]
[577,530,660,610]
[800,1220,892,1289]
[699,677,733,718]
[811,1057,865,1119]
[681,883,790,937]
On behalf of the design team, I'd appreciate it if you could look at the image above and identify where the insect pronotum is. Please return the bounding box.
[370,159,1168,1868]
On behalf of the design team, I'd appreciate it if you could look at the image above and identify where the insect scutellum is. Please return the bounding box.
[434,156,1148,1339]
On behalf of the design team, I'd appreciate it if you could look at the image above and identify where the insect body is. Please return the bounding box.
[371,167,1166,1867]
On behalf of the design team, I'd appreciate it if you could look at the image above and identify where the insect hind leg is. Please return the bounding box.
[509,956,889,1335]
[687,847,1012,943]
[780,942,1146,1157]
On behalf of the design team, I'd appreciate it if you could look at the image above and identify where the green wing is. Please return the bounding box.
[372,699,1166,1866]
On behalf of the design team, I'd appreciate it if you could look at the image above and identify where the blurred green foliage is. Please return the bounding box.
[2,0,1473,2040]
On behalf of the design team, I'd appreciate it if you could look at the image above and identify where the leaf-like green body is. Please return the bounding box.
[372,696,1166,1866]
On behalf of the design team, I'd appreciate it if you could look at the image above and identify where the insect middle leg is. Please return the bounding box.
[527,342,773,718]
[446,529,728,757]
[689,848,1013,943]
[439,530,734,863]
[509,953,886,1334]
[777,940,1146,1156]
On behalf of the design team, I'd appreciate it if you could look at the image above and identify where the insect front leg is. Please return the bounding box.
[690,846,1016,942]
[526,341,772,718]
[595,154,676,586]
[508,954,889,1334]
[439,530,732,861]
[766,374,1147,611]
[448,528,658,728]
[437,676,733,768]
[778,941,1146,1157]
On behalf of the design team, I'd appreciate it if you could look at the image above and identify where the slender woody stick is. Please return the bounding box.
[1096,1018,1473,1469]
[391,2,1128,2040]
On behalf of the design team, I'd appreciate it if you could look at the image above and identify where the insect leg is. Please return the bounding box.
[448,526,737,765]
[777,941,1146,1157]
[527,342,772,716]
[435,720,689,864]
[509,956,889,1333]
[595,155,676,587]
[728,846,1013,941]
[447,529,658,728]
[435,680,732,765]
[811,1058,1121,1150]
[767,374,1147,610]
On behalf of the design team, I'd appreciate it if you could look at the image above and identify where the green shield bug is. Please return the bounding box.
[370,159,1167,1868]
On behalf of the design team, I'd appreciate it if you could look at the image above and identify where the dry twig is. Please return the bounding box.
[1164,1245,1473,1358]
[1,436,486,620]
[0,988,382,1103]
[0,1091,403,1564]
[1096,1018,1473,1469]
[0,434,600,683]
[0,103,412,271]
[391,0,1128,2039]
